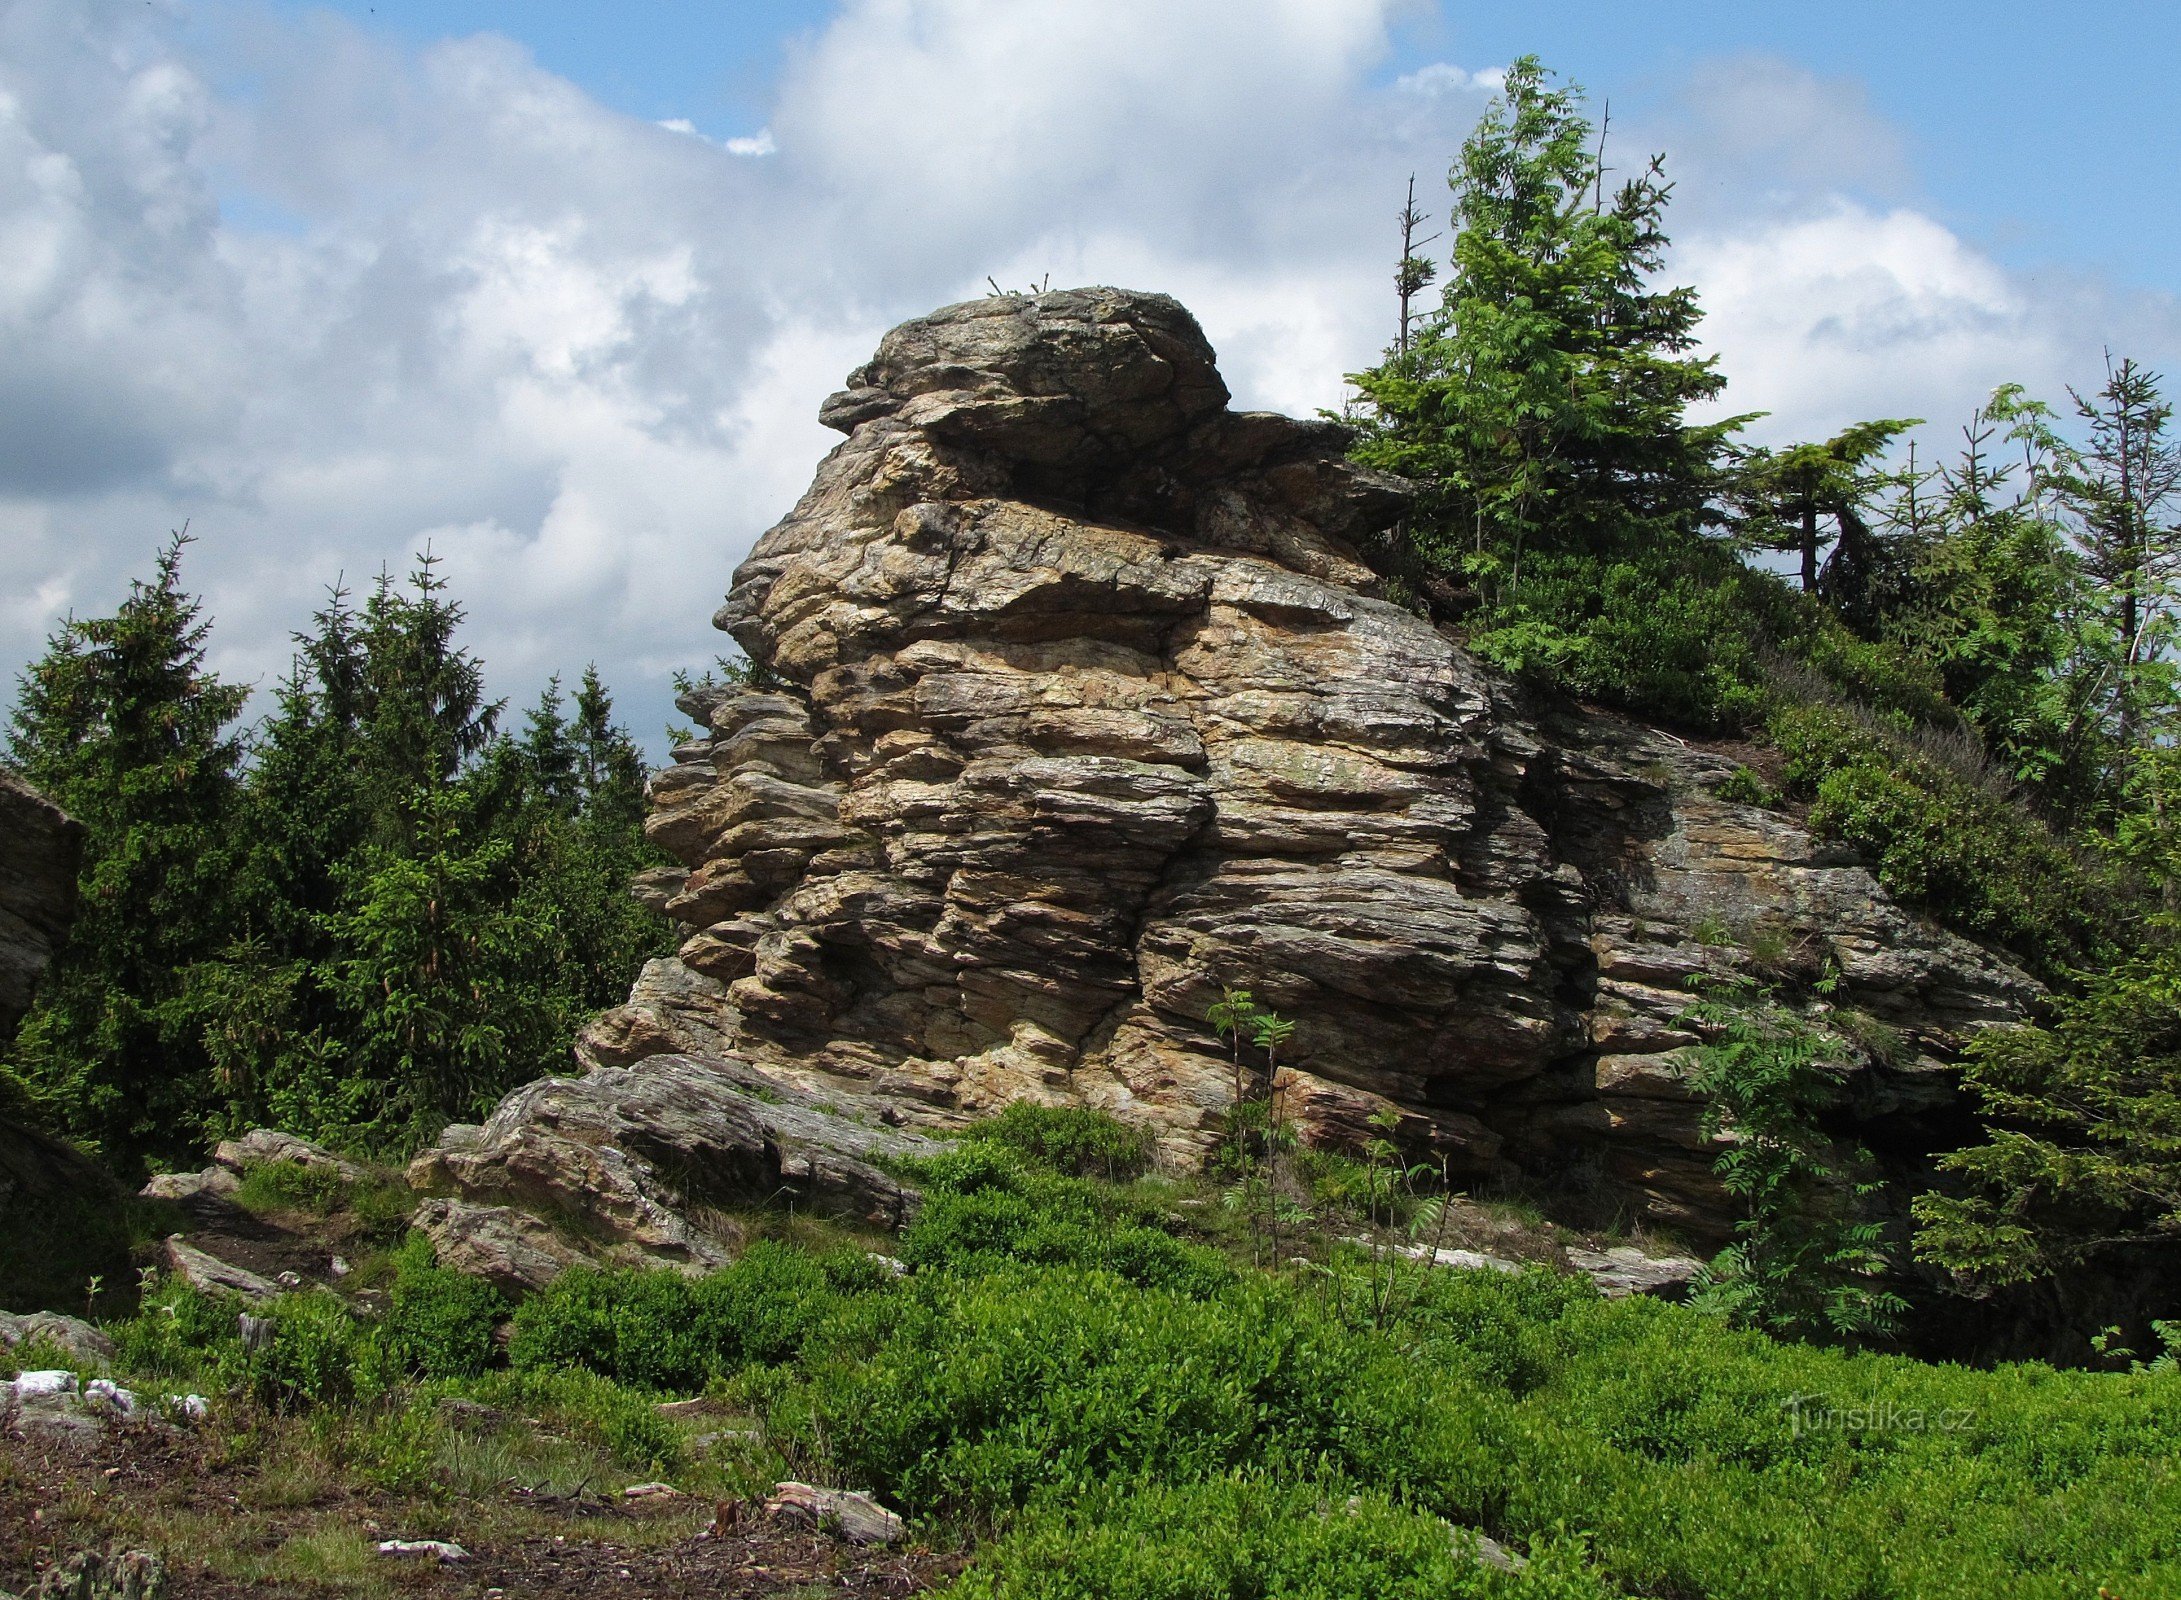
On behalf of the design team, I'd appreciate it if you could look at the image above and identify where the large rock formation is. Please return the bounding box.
[0,771,82,1044]
[549,288,2036,1240]
[0,772,130,1314]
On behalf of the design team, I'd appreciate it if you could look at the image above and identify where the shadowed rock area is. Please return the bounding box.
[0,772,131,1315]
[432,287,2037,1245]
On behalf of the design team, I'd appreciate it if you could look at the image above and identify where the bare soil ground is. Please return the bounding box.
[1,1421,964,1599]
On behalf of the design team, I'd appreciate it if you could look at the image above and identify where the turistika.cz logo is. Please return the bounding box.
[1782,1393,1976,1438]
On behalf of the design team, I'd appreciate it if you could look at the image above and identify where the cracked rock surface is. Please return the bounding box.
[501,287,2038,1240]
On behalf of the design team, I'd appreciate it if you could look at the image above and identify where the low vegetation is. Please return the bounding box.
[14,1118,2177,1598]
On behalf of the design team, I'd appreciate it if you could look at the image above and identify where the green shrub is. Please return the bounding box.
[233,1160,350,1216]
[898,1144,1229,1295]
[507,1242,845,1391]
[506,1264,699,1390]
[249,1291,363,1409]
[789,1269,1504,1522]
[454,1366,682,1471]
[353,1399,443,1496]
[947,1477,1611,1600]
[1714,765,1779,809]
[1382,1263,1595,1396]
[2,1332,89,1380]
[962,1102,1156,1179]
[1769,702,2115,975]
[378,1235,508,1379]
[110,1279,243,1380]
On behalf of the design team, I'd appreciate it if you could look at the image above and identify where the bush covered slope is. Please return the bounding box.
[28,1119,2179,1600]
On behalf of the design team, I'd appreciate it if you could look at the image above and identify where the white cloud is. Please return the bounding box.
[657,117,775,157]
[0,8,2171,753]
[1684,201,2056,441]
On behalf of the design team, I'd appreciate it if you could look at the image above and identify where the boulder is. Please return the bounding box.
[0,1309,114,1367]
[0,1120,131,1317]
[1565,1244,1706,1300]
[408,1053,941,1270]
[209,1128,368,1184]
[0,770,82,1044]
[410,1198,592,1296]
[0,775,128,1318]
[137,1167,241,1206]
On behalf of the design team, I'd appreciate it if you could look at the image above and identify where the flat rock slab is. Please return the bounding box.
[162,1237,278,1302]
[1565,1244,1704,1300]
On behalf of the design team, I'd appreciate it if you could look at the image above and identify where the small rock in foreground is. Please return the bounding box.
[374,1540,469,1563]
[764,1482,905,1546]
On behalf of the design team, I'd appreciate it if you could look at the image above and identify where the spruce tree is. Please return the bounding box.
[4,536,248,1171]
[1349,56,1738,584]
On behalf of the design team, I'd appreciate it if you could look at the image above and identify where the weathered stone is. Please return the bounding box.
[0,776,131,1319]
[0,1119,131,1318]
[764,1481,905,1546]
[210,1128,367,1184]
[1565,1244,1706,1300]
[510,288,2039,1241]
[409,1198,591,1296]
[0,770,82,1044]
[138,1167,241,1205]
[161,1237,278,1301]
[0,1310,114,1366]
[409,1053,940,1268]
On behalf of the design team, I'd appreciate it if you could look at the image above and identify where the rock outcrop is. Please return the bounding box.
[408,1052,939,1276]
[0,771,82,1045]
[538,288,2038,1240]
[0,773,130,1316]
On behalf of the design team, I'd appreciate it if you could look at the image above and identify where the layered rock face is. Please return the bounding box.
[0,769,83,1044]
[0,772,130,1314]
[580,287,2034,1237]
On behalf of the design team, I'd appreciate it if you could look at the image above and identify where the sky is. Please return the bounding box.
[3,0,2177,754]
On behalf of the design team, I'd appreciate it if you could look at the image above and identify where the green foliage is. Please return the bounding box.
[248,1292,364,1410]
[1915,936,2181,1286]
[899,1143,1231,1296]
[1350,57,1734,578]
[4,534,250,1172]
[947,1478,1610,1600]
[1463,544,1776,730]
[960,1101,1155,1179]
[378,1236,508,1380]
[1679,982,1908,1342]
[2,1332,90,1381]
[110,1277,243,1380]
[789,1268,1501,1523]
[1768,702,2116,975]
[6,543,670,1162]
[507,1240,841,1391]
[1714,765,1779,809]
[78,1157,2181,1597]
[232,1159,349,1217]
